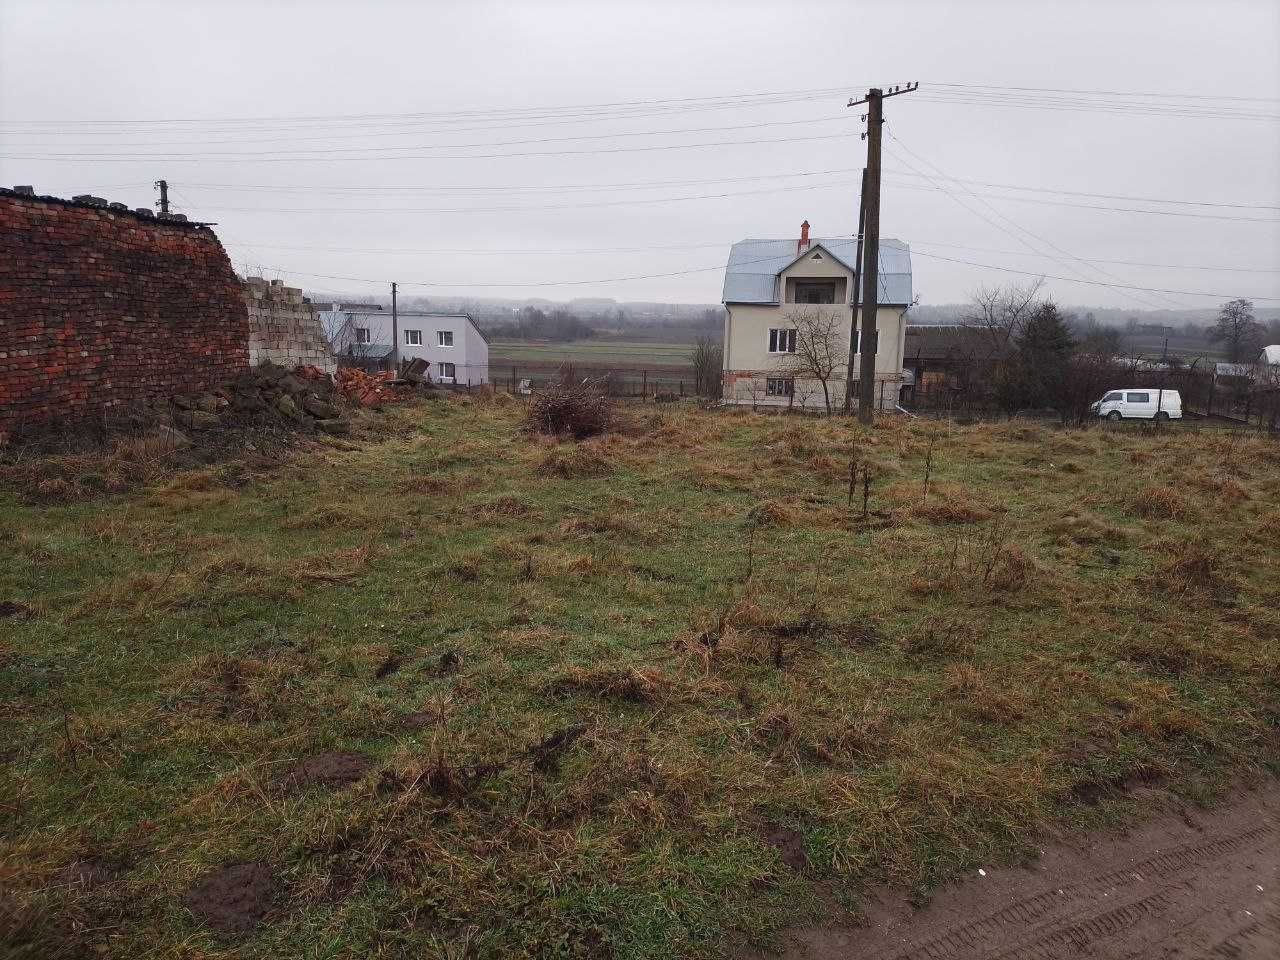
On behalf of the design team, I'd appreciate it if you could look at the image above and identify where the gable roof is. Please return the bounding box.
[336,309,490,344]
[722,237,911,306]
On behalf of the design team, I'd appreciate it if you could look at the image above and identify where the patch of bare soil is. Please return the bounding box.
[60,857,122,891]
[762,824,809,872]
[741,779,1279,959]
[279,751,372,793]
[184,861,274,934]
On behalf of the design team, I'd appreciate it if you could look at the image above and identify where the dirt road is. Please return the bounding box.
[743,780,1278,959]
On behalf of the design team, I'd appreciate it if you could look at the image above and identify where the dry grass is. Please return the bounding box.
[1128,484,1197,521]
[4,400,1278,960]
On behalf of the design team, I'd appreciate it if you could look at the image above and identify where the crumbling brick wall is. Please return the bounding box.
[0,187,249,434]
[244,277,336,375]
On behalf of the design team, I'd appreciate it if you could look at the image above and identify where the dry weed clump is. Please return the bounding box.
[747,500,803,527]
[546,666,673,704]
[911,497,990,525]
[1128,485,1195,521]
[943,663,1028,722]
[902,617,981,660]
[1048,510,1128,547]
[526,381,614,439]
[1196,473,1250,501]
[1155,540,1231,597]
[538,443,614,479]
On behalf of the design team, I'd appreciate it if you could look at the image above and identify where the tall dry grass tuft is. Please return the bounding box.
[1128,485,1195,521]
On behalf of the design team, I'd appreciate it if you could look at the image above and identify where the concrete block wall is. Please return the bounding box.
[243,277,336,375]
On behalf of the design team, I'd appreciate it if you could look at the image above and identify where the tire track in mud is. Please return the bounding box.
[739,781,1279,960]
[880,821,1275,960]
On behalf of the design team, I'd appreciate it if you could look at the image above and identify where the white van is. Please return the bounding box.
[1091,388,1183,421]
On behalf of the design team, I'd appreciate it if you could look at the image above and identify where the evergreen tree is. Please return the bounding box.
[996,301,1077,413]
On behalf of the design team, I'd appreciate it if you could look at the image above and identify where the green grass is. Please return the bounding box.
[2,402,1278,959]
[489,339,694,370]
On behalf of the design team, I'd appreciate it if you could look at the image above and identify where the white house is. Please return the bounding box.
[319,306,490,384]
[721,221,912,410]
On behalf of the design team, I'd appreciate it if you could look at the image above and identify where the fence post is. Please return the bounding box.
[642,370,648,400]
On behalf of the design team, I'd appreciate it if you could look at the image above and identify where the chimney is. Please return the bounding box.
[797,220,811,254]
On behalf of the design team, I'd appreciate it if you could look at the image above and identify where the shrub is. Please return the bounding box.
[526,380,613,439]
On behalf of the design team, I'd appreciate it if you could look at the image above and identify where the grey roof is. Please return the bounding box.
[1263,345,1280,365]
[344,342,395,360]
[339,309,490,344]
[722,238,911,306]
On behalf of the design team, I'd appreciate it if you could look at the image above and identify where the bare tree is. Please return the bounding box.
[690,336,724,399]
[961,280,1044,356]
[776,307,843,415]
[1208,298,1264,363]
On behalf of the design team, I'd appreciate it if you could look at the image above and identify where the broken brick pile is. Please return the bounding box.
[335,367,413,408]
[0,187,249,436]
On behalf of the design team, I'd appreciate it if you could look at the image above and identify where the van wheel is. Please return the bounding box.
[1107,411,1122,422]
[1154,411,1170,421]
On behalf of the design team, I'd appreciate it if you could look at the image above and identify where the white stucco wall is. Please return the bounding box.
[349,311,489,384]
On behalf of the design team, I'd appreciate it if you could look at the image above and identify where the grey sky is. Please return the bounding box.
[2,0,1278,310]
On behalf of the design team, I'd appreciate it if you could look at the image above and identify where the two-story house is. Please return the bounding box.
[319,306,490,384]
[721,221,912,410]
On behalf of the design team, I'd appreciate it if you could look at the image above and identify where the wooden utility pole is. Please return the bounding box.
[842,167,868,415]
[849,83,917,424]
[390,282,399,372]
[154,179,169,214]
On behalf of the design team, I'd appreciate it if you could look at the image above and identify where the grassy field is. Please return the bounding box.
[3,400,1279,959]
[489,339,695,373]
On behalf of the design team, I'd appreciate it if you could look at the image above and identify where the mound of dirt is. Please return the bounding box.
[279,751,372,793]
[184,861,274,934]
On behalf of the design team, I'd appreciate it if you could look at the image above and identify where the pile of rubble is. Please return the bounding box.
[171,361,350,435]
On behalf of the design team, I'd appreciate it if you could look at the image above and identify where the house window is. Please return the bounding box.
[439,361,456,380]
[794,280,837,304]
[404,329,423,346]
[437,330,454,347]
[768,328,796,353]
[766,377,794,397]
[355,327,371,344]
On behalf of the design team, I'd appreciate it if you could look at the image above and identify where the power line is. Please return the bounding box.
[0,130,859,163]
[926,81,1280,103]
[0,114,852,159]
[168,169,1280,211]
[220,245,1279,301]
[910,249,1280,301]
[218,235,1280,277]
[883,130,1174,309]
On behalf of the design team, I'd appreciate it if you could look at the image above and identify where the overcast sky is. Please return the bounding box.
[2,0,1278,311]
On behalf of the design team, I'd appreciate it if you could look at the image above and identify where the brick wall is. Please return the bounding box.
[244,277,336,374]
[0,188,249,434]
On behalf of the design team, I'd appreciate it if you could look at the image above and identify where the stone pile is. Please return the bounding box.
[171,361,350,435]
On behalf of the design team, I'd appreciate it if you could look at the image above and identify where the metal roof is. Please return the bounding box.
[1263,345,1280,365]
[343,343,395,360]
[722,237,911,306]
[336,309,490,344]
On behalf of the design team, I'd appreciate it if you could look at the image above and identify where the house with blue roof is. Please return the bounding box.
[721,221,912,410]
